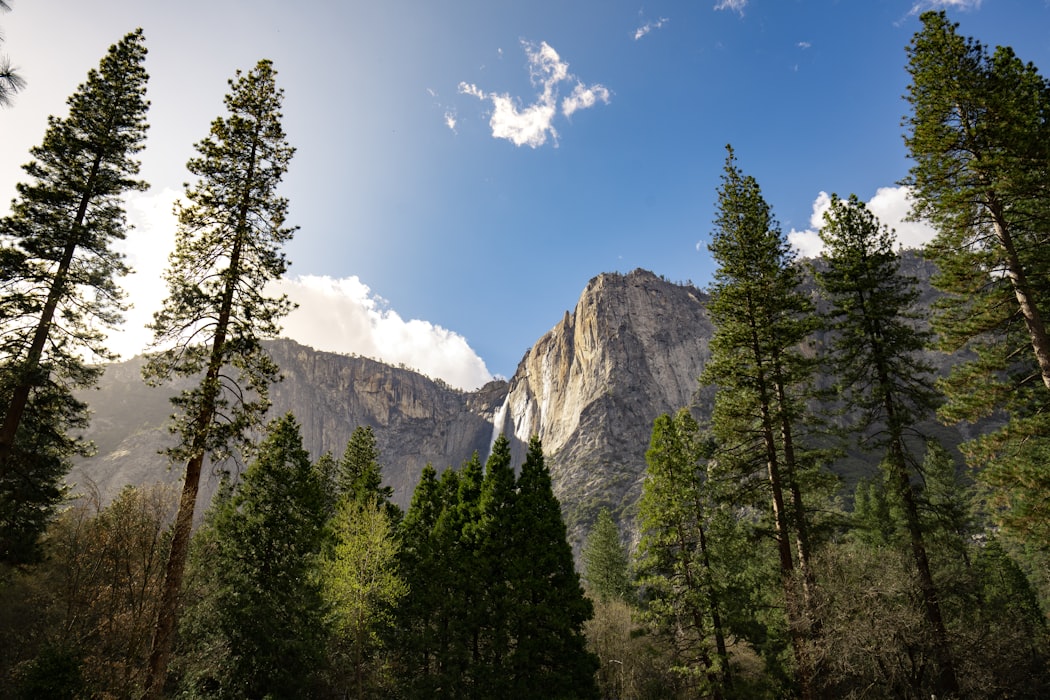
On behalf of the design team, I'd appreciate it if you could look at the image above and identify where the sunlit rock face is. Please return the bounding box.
[73,269,713,547]
[493,269,713,543]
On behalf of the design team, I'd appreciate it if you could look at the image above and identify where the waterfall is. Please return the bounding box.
[488,390,511,456]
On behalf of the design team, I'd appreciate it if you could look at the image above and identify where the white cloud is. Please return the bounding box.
[444,110,457,131]
[797,41,812,49]
[634,17,669,41]
[459,40,610,148]
[106,191,492,391]
[787,186,938,258]
[562,82,611,118]
[714,0,747,15]
[271,275,493,390]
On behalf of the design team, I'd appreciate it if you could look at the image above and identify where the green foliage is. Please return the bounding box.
[699,146,823,696]
[582,507,631,602]
[0,29,149,564]
[142,58,295,465]
[394,437,598,699]
[904,10,1050,545]
[321,494,406,698]
[175,414,329,698]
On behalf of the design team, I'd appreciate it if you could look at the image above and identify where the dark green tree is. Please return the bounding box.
[699,146,821,697]
[816,193,958,694]
[637,410,731,696]
[507,436,599,700]
[140,59,296,698]
[904,11,1050,543]
[175,414,328,699]
[582,507,631,602]
[0,29,149,564]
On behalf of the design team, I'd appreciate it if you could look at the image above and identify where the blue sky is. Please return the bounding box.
[2,0,1049,389]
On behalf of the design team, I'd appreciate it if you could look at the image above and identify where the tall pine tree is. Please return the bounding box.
[817,193,958,695]
[0,29,149,564]
[140,59,296,698]
[904,11,1050,543]
[699,146,821,698]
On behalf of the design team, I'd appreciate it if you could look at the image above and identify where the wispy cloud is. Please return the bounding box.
[634,17,668,41]
[797,41,812,49]
[714,0,748,15]
[458,40,610,148]
[787,186,938,258]
[444,110,457,132]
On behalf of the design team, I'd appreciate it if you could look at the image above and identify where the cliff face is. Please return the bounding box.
[73,259,954,550]
[72,269,710,546]
[493,270,712,539]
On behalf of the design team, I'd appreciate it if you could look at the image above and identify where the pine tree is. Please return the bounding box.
[699,146,820,697]
[175,415,328,698]
[637,410,731,696]
[582,507,631,602]
[817,193,958,695]
[0,29,149,564]
[904,11,1050,543]
[508,436,599,700]
[140,59,296,698]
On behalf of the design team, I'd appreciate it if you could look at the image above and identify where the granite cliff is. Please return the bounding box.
[72,269,710,548]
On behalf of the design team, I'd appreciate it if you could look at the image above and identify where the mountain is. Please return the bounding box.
[72,259,956,550]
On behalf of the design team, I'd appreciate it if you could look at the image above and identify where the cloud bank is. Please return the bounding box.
[458,40,610,148]
[787,186,938,258]
[111,191,493,391]
[271,275,493,390]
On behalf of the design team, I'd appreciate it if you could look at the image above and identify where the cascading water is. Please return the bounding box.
[488,390,511,456]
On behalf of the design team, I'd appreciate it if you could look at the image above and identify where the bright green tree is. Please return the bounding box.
[140,59,296,697]
[904,11,1050,543]
[322,494,407,699]
[816,193,958,694]
[699,146,821,697]
[0,29,149,564]
[637,410,731,696]
[582,507,631,602]
[175,414,328,698]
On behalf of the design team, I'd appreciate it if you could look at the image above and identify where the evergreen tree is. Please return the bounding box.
[637,410,731,696]
[322,493,406,699]
[904,11,1050,543]
[140,59,296,697]
[699,146,820,697]
[175,414,328,698]
[582,507,631,602]
[816,193,958,694]
[393,464,445,696]
[508,436,599,700]
[0,29,149,564]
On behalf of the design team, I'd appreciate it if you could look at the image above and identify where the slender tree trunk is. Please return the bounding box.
[746,310,813,700]
[141,186,251,700]
[0,153,102,469]
[991,207,1050,391]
